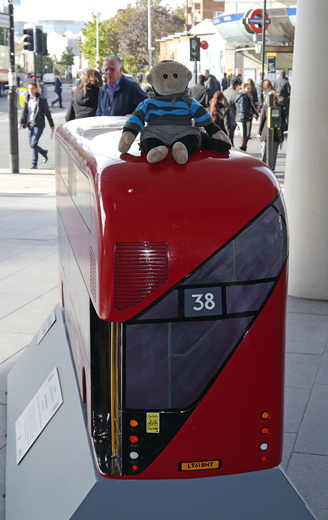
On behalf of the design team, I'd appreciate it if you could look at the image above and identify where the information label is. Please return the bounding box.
[15,368,63,464]
[37,310,56,344]
[146,412,160,433]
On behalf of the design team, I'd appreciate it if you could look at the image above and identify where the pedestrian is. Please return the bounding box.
[234,82,258,151]
[221,72,228,91]
[52,72,63,108]
[246,78,259,107]
[257,91,285,171]
[65,68,103,121]
[189,74,210,108]
[18,82,54,169]
[261,79,273,100]
[274,70,291,128]
[96,56,148,116]
[204,69,220,102]
[235,73,242,86]
[210,91,235,146]
[223,78,239,120]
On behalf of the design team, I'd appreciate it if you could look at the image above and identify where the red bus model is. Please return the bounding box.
[55,116,288,480]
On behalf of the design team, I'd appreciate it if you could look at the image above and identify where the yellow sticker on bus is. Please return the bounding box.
[146,413,160,433]
[179,460,221,471]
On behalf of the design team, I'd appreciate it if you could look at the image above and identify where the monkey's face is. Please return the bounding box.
[146,61,192,96]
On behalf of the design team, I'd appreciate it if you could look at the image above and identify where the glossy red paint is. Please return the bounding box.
[55,119,286,481]
[56,125,280,323]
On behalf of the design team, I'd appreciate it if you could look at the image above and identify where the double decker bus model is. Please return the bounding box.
[55,116,288,480]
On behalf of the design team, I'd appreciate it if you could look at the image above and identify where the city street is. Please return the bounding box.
[0,84,72,171]
[0,83,288,175]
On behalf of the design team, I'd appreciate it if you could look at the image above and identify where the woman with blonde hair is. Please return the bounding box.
[210,91,234,145]
[66,68,103,121]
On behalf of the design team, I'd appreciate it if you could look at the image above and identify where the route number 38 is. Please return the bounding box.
[184,286,222,317]
[192,293,216,311]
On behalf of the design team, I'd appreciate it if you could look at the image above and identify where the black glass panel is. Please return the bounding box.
[136,289,178,321]
[182,203,287,285]
[226,282,274,314]
[125,317,252,410]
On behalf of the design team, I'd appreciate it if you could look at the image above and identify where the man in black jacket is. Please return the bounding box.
[189,74,210,108]
[18,83,55,169]
[52,72,63,108]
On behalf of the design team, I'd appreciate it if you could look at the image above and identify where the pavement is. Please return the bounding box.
[0,123,327,520]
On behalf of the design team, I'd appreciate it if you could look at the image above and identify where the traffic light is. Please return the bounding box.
[42,33,48,56]
[23,25,34,52]
[35,26,43,54]
[190,37,200,61]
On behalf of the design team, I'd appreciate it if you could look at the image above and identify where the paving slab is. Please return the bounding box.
[284,386,311,433]
[316,351,328,383]
[287,296,328,316]
[287,453,328,520]
[286,312,328,355]
[285,352,321,389]
[281,432,297,471]
[294,384,328,456]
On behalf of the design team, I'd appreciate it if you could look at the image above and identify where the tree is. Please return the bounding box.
[79,13,109,67]
[36,55,53,75]
[117,5,184,66]
[122,55,138,74]
[59,46,75,68]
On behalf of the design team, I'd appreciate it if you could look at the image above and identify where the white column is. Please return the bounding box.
[284,0,328,299]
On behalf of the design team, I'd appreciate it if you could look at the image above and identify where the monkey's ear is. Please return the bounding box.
[146,73,152,84]
[187,70,192,81]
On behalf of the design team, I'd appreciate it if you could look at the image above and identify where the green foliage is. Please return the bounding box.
[117,4,184,66]
[122,55,137,73]
[79,13,110,67]
[87,1,184,68]
[59,46,75,67]
[36,55,53,74]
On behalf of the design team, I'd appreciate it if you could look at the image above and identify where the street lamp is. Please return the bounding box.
[148,0,152,69]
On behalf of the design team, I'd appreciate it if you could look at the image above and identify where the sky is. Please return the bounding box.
[13,0,182,23]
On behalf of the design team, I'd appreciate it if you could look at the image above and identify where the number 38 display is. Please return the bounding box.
[184,288,222,316]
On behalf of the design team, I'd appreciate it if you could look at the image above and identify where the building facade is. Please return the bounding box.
[160,0,296,86]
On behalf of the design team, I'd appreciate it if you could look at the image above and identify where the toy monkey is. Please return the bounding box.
[118,60,231,164]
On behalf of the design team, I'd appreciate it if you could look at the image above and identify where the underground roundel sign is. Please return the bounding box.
[248,9,270,33]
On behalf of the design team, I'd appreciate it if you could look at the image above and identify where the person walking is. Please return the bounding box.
[234,82,258,151]
[204,69,220,103]
[65,68,103,121]
[96,56,148,116]
[223,78,239,121]
[189,74,210,108]
[52,72,63,108]
[257,91,285,171]
[18,82,54,169]
[221,72,228,91]
[274,70,291,128]
[210,91,234,146]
